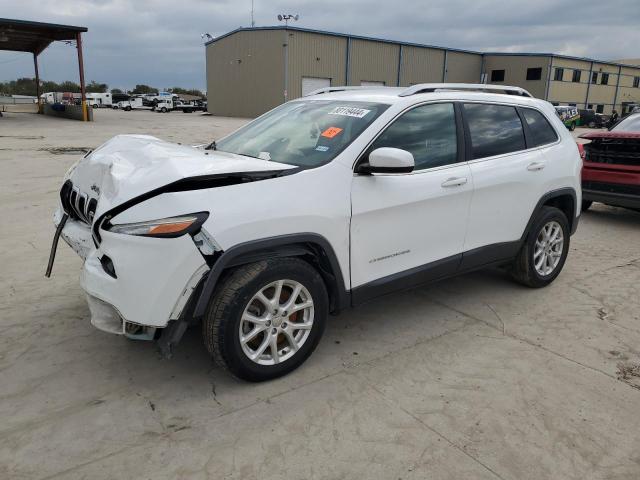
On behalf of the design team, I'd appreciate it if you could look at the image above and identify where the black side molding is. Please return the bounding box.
[351,253,461,306]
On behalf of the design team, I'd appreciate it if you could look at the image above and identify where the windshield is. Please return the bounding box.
[613,114,640,132]
[215,100,389,168]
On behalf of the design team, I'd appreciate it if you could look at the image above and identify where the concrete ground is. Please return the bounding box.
[1,110,639,480]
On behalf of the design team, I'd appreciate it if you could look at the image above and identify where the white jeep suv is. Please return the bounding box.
[48,84,581,381]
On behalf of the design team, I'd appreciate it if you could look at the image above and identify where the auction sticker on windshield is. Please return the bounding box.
[321,127,343,138]
[328,106,371,118]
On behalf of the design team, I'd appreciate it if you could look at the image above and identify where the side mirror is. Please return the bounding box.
[357,147,415,174]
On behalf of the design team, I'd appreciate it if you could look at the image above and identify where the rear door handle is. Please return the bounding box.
[527,162,546,171]
[441,177,468,188]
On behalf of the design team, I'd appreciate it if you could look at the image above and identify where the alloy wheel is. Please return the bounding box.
[239,279,314,365]
[533,220,564,276]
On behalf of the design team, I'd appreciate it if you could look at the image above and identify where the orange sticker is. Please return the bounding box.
[321,127,343,139]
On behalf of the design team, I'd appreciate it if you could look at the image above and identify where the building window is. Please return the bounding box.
[572,69,581,83]
[634,76,640,88]
[491,70,505,82]
[587,104,593,110]
[551,102,559,106]
[526,67,542,81]
[591,72,598,84]
[569,103,577,107]
[601,73,609,85]
[596,104,604,113]
[554,67,564,81]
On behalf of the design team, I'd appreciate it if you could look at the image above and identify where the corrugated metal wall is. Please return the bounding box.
[206,30,284,117]
[400,46,446,85]
[348,39,400,86]
[286,30,347,99]
[206,28,640,118]
[445,51,483,83]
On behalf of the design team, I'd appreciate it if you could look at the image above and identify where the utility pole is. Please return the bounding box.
[251,0,255,27]
[277,14,299,103]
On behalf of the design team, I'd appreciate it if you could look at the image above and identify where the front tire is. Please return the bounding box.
[569,122,576,131]
[203,257,328,382]
[511,206,570,288]
[582,200,592,211]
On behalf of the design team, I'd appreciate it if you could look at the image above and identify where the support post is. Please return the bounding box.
[283,27,289,103]
[33,53,41,114]
[612,65,622,113]
[584,61,593,109]
[76,32,88,121]
[442,50,448,82]
[397,44,403,87]
[345,37,351,85]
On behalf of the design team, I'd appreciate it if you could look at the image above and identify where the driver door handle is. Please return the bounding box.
[527,161,546,171]
[441,177,468,188]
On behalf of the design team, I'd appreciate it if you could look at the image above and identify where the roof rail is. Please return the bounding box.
[304,86,388,97]
[399,83,533,98]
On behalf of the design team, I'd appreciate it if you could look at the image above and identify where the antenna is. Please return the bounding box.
[251,0,255,27]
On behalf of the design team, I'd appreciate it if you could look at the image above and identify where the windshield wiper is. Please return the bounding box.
[204,140,217,150]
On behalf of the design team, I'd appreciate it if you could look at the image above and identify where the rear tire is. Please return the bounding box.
[511,206,570,288]
[569,122,576,131]
[582,200,592,211]
[203,257,328,382]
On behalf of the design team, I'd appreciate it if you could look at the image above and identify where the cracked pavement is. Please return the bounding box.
[1,111,639,479]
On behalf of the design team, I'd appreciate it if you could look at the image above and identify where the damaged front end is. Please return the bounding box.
[47,134,293,351]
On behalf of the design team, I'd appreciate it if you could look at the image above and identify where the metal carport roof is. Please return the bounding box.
[0,18,87,55]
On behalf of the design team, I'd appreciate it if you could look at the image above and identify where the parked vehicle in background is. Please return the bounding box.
[155,98,174,113]
[176,100,206,113]
[48,83,581,381]
[580,112,640,211]
[555,106,580,131]
[621,102,640,117]
[117,96,157,112]
[578,109,606,128]
[86,93,112,108]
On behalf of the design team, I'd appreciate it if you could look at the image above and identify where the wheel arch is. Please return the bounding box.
[521,188,578,242]
[192,233,350,320]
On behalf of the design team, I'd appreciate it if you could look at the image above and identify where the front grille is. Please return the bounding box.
[585,139,640,166]
[60,180,98,225]
[583,181,640,196]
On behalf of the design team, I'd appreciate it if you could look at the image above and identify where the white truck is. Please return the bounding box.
[85,93,112,108]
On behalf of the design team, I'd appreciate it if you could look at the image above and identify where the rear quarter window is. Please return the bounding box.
[521,108,558,147]
[463,103,526,159]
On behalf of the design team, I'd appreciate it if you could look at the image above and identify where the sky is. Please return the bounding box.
[1,0,638,91]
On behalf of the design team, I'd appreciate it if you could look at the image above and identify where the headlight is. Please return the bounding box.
[108,212,209,238]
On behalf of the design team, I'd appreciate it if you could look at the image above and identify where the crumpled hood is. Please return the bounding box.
[64,134,294,222]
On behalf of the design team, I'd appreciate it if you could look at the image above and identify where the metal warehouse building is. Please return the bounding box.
[206,26,640,118]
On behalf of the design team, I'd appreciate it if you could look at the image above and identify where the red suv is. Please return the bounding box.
[580,113,640,211]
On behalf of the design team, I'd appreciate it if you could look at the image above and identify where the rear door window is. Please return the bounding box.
[463,103,526,159]
[521,108,558,147]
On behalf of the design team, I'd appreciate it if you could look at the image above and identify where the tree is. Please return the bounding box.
[86,80,108,93]
[110,88,123,94]
[168,86,205,98]
[57,81,81,92]
[131,84,158,94]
